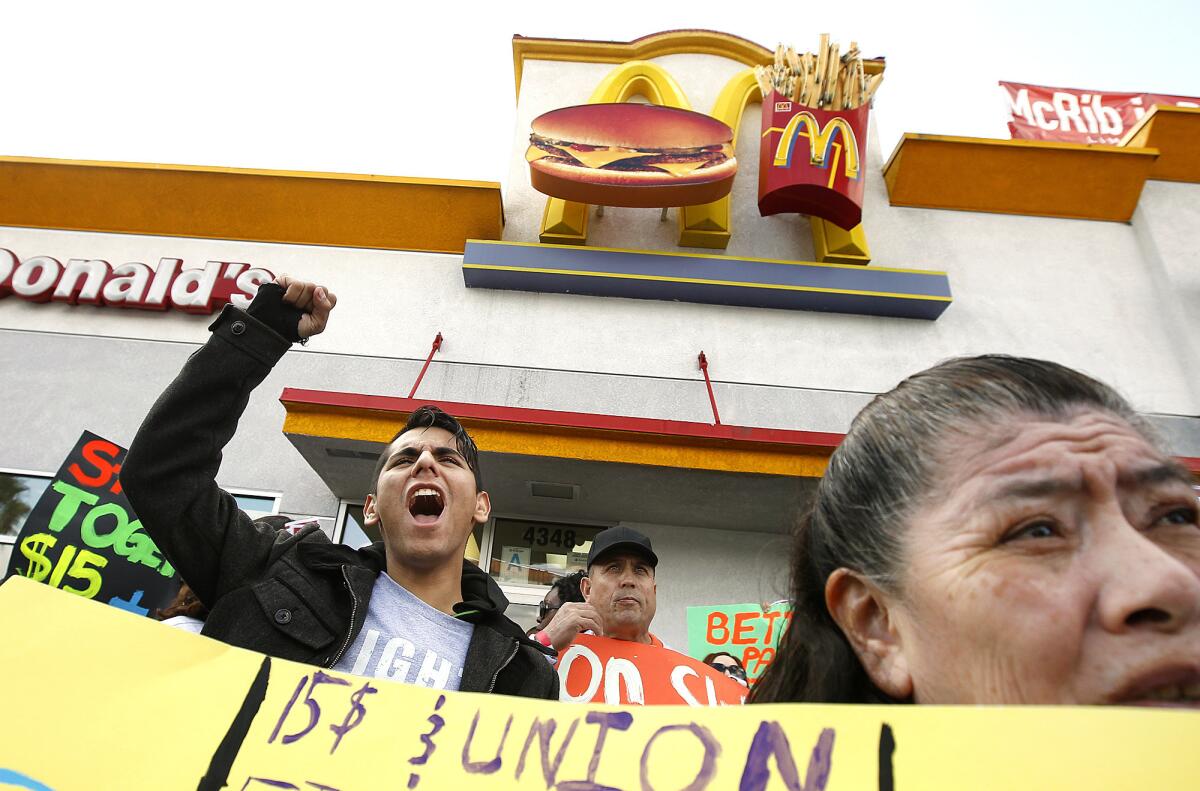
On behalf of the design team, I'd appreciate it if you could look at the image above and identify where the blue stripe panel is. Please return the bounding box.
[462,241,952,321]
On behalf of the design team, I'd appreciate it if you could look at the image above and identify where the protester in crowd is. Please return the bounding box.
[537,526,668,651]
[154,582,208,633]
[703,651,749,688]
[536,570,585,631]
[122,276,558,699]
[751,355,1200,706]
[528,570,586,650]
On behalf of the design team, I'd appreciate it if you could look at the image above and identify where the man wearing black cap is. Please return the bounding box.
[535,525,664,651]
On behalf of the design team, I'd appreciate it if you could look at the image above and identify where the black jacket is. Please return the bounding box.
[121,303,558,699]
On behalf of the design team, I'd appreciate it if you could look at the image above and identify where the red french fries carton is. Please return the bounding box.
[758,91,869,230]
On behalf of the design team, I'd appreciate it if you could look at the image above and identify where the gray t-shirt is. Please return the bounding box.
[332,573,474,690]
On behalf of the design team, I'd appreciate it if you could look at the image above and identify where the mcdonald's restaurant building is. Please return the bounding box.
[2,30,1198,649]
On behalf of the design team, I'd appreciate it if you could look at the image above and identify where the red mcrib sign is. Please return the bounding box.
[1002,81,1200,145]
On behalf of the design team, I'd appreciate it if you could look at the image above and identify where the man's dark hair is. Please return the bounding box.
[550,570,587,605]
[370,405,483,493]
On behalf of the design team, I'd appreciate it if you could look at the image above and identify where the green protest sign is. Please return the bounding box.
[686,601,792,684]
[2,430,180,616]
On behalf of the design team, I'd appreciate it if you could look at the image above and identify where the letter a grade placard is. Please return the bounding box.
[0,578,1197,790]
[2,430,180,617]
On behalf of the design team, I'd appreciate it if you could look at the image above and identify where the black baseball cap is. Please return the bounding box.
[586,526,658,569]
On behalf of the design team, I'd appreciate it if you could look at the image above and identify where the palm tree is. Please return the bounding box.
[0,475,32,537]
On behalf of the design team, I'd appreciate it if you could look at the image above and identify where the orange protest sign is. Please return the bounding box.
[557,633,747,705]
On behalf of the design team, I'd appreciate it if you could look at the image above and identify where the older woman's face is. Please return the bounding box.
[890,409,1200,705]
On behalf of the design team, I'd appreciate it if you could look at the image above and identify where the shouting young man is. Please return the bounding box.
[122,276,558,698]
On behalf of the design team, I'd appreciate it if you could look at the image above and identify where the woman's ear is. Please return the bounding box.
[825,568,914,700]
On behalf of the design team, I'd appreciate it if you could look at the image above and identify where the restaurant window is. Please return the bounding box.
[229,490,281,520]
[0,471,278,540]
[0,469,52,543]
[336,500,485,563]
[487,517,606,588]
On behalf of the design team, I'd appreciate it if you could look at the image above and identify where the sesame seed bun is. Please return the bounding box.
[532,103,733,150]
[527,103,737,207]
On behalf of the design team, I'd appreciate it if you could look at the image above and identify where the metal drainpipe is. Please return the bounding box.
[698,351,722,425]
[408,332,443,399]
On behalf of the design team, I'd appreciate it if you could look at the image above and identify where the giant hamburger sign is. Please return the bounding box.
[526,103,737,208]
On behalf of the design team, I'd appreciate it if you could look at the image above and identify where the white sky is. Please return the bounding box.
[3,0,1196,184]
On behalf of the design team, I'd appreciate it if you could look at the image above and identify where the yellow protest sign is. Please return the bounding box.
[0,575,1197,790]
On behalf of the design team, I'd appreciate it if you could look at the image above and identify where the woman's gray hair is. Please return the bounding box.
[751,354,1153,704]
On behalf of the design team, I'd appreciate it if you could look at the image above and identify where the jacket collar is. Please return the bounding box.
[296,540,531,639]
[297,538,386,572]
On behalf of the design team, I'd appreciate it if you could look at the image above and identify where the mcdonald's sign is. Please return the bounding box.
[470,33,951,321]
[759,95,869,230]
[530,56,873,264]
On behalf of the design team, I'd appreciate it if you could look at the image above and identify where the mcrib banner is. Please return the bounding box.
[1001,81,1200,145]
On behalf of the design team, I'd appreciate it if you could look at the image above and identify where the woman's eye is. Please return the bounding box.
[1003,520,1059,543]
[1156,506,1198,528]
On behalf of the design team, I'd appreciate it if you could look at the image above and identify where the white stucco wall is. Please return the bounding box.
[3,195,1195,425]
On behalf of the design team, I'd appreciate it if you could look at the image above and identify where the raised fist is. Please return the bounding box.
[275,274,337,339]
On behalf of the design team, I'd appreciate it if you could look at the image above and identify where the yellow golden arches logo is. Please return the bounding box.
[765,112,860,180]
[584,60,691,108]
[538,60,869,263]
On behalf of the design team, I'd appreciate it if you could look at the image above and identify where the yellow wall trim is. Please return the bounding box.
[882,134,1158,222]
[282,403,832,478]
[0,156,503,254]
[1121,106,1200,183]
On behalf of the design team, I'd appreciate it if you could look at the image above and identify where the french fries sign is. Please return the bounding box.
[759,97,868,229]
[755,37,877,230]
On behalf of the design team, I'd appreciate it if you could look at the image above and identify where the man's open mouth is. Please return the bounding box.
[408,488,445,521]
